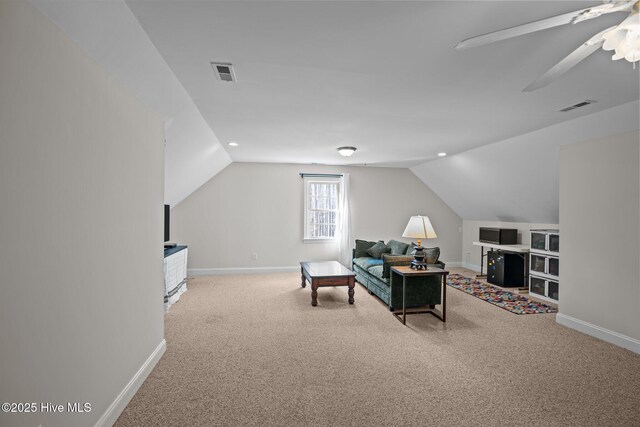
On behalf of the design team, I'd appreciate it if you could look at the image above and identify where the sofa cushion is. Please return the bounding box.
[354,239,378,258]
[381,254,415,278]
[353,257,384,271]
[367,265,389,283]
[367,241,390,259]
[387,239,410,256]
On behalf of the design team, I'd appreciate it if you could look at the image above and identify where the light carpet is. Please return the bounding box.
[116,269,640,426]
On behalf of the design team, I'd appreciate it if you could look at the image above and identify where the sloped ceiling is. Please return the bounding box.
[411,100,640,224]
[29,0,231,207]
[27,0,639,219]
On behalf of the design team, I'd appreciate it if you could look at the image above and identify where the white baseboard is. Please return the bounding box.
[461,262,481,272]
[556,313,640,354]
[191,263,468,276]
[95,339,166,427]
[444,261,463,268]
[189,266,300,276]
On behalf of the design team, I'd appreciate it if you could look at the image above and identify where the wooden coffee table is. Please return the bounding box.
[300,261,355,306]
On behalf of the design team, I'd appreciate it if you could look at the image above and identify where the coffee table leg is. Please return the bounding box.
[311,282,318,306]
[301,267,306,288]
[348,277,355,304]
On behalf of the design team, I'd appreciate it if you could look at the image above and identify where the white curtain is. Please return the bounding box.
[337,173,352,267]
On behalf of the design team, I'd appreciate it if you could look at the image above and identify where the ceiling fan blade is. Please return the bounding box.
[455,2,633,50]
[522,34,608,92]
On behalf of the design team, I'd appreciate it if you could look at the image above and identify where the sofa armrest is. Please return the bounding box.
[382,254,414,278]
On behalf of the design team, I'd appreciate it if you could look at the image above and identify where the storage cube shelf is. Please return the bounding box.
[529,276,559,301]
[530,230,559,255]
[529,229,559,303]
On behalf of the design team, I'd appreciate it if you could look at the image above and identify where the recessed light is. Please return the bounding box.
[438,152,447,157]
[228,142,238,147]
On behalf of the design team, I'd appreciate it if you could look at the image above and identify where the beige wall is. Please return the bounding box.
[172,163,462,271]
[462,220,559,271]
[559,131,639,349]
[0,1,165,426]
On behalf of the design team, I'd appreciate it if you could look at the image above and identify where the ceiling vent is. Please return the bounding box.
[211,62,236,82]
[558,100,596,112]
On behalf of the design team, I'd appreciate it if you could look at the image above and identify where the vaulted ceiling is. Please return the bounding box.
[30,0,639,219]
[126,0,638,166]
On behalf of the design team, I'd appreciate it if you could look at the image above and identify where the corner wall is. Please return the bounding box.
[558,131,639,353]
[172,163,462,272]
[29,0,232,207]
[0,1,165,426]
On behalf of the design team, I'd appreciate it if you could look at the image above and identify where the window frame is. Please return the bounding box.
[303,176,342,243]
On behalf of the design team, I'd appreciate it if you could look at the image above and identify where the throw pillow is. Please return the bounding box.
[354,239,378,258]
[405,242,417,255]
[387,239,410,256]
[367,241,390,259]
[424,247,440,264]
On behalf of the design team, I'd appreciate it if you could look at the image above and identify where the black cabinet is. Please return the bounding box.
[487,251,525,287]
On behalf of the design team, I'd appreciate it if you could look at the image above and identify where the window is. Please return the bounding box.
[304,177,341,241]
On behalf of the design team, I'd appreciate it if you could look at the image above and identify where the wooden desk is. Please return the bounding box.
[390,266,449,324]
[300,261,355,307]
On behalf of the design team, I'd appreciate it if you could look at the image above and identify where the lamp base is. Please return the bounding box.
[410,260,429,270]
[411,245,428,270]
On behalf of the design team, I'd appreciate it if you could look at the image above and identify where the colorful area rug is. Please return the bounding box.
[446,274,557,315]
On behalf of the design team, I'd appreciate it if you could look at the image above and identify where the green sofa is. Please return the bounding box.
[352,239,445,311]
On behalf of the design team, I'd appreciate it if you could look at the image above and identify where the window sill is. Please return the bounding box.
[303,238,339,244]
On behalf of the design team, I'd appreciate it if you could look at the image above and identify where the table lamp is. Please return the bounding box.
[402,215,437,270]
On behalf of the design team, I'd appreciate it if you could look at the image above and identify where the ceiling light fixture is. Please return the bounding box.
[438,152,447,157]
[337,146,357,157]
[455,0,640,91]
[228,142,238,147]
[602,10,640,63]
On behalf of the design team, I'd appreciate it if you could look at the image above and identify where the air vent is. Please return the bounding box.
[211,62,236,83]
[558,100,596,112]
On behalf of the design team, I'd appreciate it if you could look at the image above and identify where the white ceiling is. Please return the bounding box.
[28,0,639,221]
[126,0,638,167]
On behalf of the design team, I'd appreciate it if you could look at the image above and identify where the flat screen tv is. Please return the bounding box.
[164,204,170,242]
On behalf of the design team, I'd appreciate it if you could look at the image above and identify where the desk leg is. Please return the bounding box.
[476,246,487,279]
[402,276,407,325]
[301,267,306,288]
[442,273,447,322]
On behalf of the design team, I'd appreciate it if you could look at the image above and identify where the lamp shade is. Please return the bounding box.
[402,215,437,239]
